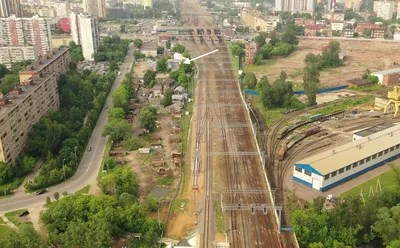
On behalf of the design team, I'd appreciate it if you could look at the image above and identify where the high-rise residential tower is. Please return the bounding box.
[70,13,100,61]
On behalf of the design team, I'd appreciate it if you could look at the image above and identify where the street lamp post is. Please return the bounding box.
[62,158,66,181]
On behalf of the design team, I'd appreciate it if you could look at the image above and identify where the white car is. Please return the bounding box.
[118,71,121,76]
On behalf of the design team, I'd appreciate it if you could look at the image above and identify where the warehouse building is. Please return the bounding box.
[293,124,400,191]
[352,122,393,141]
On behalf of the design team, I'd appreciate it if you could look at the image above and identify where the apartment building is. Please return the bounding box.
[345,0,362,11]
[275,0,315,12]
[373,1,395,20]
[356,23,385,38]
[82,0,106,18]
[0,0,22,17]
[245,42,259,65]
[0,15,52,57]
[70,13,100,61]
[19,47,70,83]
[240,9,281,33]
[0,73,59,164]
[0,46,38,68]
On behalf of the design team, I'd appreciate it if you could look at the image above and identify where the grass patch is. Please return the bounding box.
[158,175,174,186]
[0,217,6,225]
[348,84,383,92]
[289,70,303,79]
[292,82,304,91]
[341,165,400,201]
[75,185,90,195]
[215,198,224,233]
[250,95,284,126]
[0,225,11,235]
[312,96,374,116]
[0,177,24,196]
[243,59,278,73]
[4,209,30,227]
[97,137,112,181]
[172,198,189,214]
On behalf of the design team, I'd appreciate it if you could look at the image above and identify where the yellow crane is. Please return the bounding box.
[384,86,400,117]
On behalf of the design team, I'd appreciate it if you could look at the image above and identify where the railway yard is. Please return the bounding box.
[168,0,400,247]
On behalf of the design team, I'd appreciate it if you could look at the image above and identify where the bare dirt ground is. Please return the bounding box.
[250,40,400,87]
[133,62,170,79]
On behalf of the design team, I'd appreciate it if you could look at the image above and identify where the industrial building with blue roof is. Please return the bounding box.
[292,124,400,191]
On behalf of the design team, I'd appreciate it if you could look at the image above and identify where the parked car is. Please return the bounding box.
[19,210,29,217]
[87,146,92,152]
[36,189,47,195]
[105,105,108,109]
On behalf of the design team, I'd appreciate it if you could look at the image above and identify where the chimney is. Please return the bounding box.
[10,87,22,95]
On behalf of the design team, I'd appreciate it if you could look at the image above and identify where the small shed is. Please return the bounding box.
[152,156,165,167]
[172,112,182,119]
[139,148,151,154]
[150,135,162,143]
[346,78,373,88]
[171,151,182,158]
[171,126,180,134]
[173,157,181,166]
[152,83,164,97]
[169,136,181,143]
[109,151,127,156]
[174,86,185,95]
[151,144,163,150]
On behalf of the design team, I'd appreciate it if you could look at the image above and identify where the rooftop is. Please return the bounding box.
[19,47,69,74]
[347,78,372,86]
[354,122,394,137]
[295,124,400,175]
[0,73,55,120]
[372,67,400,75]
[142,41,157,51]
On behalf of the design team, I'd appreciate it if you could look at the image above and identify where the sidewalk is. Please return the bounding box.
[13,160,43,197]
[1,215,17,229]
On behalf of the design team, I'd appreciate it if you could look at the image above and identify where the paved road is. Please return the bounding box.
[0,45,135,214]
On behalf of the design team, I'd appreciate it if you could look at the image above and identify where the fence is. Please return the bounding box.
[293,85,348,95]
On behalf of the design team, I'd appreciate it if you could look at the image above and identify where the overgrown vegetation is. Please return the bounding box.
[24,70,116,190]
[0,60,31,95]
[292,167,400,248]
[94,36,131,63]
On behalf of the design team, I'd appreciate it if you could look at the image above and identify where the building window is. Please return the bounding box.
[378,151,383,157]
[339,168,344,174]
[384,149,389,154]
[324,174,330,180]
[396,144,400,149]
[346,165,351,171]
[331,171,337,177]
[359,159,365,165]
[390,147,394,152]
[295,166,302,173]
[304,170,311,176]
[366,157,371,162]
[372,154,377,159]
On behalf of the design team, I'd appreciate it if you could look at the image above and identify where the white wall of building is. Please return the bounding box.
[331,22,344,31]
[70,13,99,61]
[373,1,395,20]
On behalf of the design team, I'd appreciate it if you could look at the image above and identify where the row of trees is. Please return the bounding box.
[0,60,32,95]
[40,194,164,247]
[107,0,179,20]
[302,41,344,105]
[292,169,400,248]
[24,70,116,190]
[94,36,131,63]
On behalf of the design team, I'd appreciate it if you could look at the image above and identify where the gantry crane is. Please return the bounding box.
[384,86,400,117]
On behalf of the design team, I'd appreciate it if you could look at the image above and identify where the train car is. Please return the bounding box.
[306,114,323,122]
[277,127,289,139]
[303,126,321,137]
[278,142,288,161]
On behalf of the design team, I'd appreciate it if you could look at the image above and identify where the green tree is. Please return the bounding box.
[162,88,172,106]
[144,195,159,212]
[243,72,257,89]
[281,28,298,45]
[257,75,269,91]
[157,46,165,55]
[254,33,267,46]
[122,137,144,151]
[165,40,171,49]
[68,41,84,61]
[109,61,119,71]
[102,119,131,142]
[0,64,9,78]
[112,85,129,109]
[0,74,19,95]
[133,39,143,48]
[54,192,60,200]
[303,66,320,106]
[156,57,168,73]
[367,75,379,84]
[0,224,48,248]
[372,205,400,245]
[143,69,157,88]
[139,106,157,131]
[104,157,117,170]
[46,196,51,205]
[108,107,126,121]
[99,166,138,197]
[171,44,185,53]
[0,162,12,184]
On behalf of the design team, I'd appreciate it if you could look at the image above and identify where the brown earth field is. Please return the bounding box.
[245,39,400,87]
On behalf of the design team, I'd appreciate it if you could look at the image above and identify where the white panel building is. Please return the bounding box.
[293,124,400,191]
[373,1,395,20]
[70,13,100,61]
[0,46,38,68]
